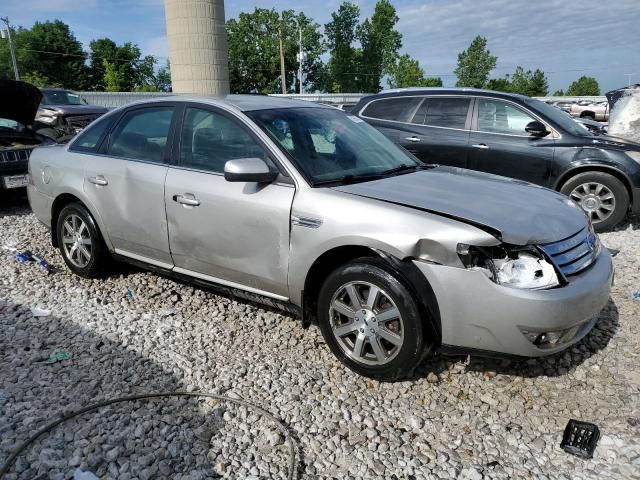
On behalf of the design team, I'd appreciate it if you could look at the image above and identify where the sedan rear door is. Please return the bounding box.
[81,104,177,266]
[164,105,294,299]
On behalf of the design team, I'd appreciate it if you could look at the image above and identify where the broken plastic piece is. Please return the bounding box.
[15,251,32,263]
[14,250,53,273]
[560,419,600,459]
[44,351,71,364]
[632,291,640,301]
[30,307,51,317]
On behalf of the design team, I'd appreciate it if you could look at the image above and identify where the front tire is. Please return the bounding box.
[56,203,109,278]
[318,258,431,381]
[560,172,629,231]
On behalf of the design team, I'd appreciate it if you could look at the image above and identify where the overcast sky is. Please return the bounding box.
[4,0,639,93]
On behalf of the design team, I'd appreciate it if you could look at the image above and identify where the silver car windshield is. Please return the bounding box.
[248,107,422,185]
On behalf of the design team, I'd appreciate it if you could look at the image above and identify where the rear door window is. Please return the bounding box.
[411,97,471,129]
[361,97,421,122]
[107,107,174,163]
[70,115,114,152]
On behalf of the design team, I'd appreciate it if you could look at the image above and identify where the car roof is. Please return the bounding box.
[117,94,333,113]
[359,87,531,103]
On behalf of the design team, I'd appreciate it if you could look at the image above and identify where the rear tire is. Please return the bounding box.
[56,203,109,278]
[580,113,595,121]
[317,257,432,381]
[560,171,629,231]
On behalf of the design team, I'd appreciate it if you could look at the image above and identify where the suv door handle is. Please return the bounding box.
[88,175,108,186]
[471,143,489,150]
[173,194,201,207]
[404,136,421,143]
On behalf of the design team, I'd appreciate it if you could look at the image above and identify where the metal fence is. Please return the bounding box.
[78,91,608,109]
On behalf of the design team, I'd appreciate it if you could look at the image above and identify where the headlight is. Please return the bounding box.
[626,151,640,163]
[457,243,560,290]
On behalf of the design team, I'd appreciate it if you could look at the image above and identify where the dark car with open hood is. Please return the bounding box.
[0,80,55,192]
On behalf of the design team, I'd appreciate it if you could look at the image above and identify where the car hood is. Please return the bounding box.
[333,167,587,245]
[588,134,640,151]
[0,80,42,126]
[38,104,108,115]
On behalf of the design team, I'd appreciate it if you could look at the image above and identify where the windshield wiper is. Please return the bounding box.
[380,163,436,176]
[313,172,385,186]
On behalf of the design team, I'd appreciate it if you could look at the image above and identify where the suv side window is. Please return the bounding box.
[107,106,174,162]
[70,115,113,152]
[411,97,471,129]
[361,97,421,122]
[477,99,536,135]
[179,107,269,173]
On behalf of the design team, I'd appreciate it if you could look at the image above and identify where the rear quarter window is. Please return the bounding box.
[69,115,114,152]
[361,97,421,122]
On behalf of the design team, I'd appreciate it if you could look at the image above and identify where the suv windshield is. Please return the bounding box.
[525,98,593,137]
[247,107,422,185]
[41,90,86,106]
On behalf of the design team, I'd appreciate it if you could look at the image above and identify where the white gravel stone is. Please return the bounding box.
[0,199,639,479]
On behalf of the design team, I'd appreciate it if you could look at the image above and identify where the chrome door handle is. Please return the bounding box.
[404,136,421,143]
[88,175,108,186]
[173,194,201,207]
[471,143,489,150]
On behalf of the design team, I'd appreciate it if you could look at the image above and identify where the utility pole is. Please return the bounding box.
[624,73,634,87]
[278,26,286,95]
[297,21,304,94]
[0,17,20,81]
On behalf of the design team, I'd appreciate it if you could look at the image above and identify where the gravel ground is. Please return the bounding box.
[1,194,639,479]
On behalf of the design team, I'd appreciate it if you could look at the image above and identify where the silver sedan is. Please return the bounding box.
[28,96,613,380]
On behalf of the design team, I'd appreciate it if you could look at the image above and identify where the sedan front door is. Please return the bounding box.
[164,106,295,299]
[467,98,556,186]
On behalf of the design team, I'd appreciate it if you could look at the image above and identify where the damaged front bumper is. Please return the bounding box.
[414,248,613,357]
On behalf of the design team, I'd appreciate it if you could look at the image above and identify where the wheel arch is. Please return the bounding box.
[51,192,111,250]
[554,165,634,207]
[301,245,442,345]
[580,111,595,118]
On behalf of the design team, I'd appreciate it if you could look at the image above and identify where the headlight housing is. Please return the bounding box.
[457,243,560,290]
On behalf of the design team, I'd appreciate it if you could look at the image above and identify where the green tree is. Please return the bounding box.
[88,39,156,91]
[22,71,60,88]
[324,2,361,92]
[102,59,126,92]
[454,36,497,88]
[566,76,600,96]
[227,8,325,94]
[486,77,512,92]
[357,0,402,92]
[0,20,88,88]
[387,54,442,88]
[553,89,565,96]
[528,69,549,96]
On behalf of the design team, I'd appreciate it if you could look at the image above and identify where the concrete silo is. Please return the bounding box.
[164,0,230,95]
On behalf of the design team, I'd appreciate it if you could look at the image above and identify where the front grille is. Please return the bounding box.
[65,114,102,129]
[0,148,31,163]
[540,228,599,278]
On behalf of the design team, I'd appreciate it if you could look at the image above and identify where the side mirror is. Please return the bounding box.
[525,120,549,137]
[224,158,278,183]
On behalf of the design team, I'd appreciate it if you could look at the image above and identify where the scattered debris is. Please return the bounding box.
[632,291,640,301]
[43,351,72,364]
[560,419,600,459]
[14,250,53,273]
[30,307,51,317]
[126,287,135,300]
[607,248,620,257]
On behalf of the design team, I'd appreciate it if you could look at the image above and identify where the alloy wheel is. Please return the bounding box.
[329,281,405,366]
[61,214,93,268]
[570,182,616,223]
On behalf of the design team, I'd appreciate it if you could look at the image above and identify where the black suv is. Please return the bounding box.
[354,88,640,230]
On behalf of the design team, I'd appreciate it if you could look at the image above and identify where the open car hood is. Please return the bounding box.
[333,167,588,245]
[0,80,42,126]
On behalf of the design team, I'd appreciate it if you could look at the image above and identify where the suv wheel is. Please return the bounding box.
[318,258,430,381]
[560,172,629,231]
[56,203,109,278]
